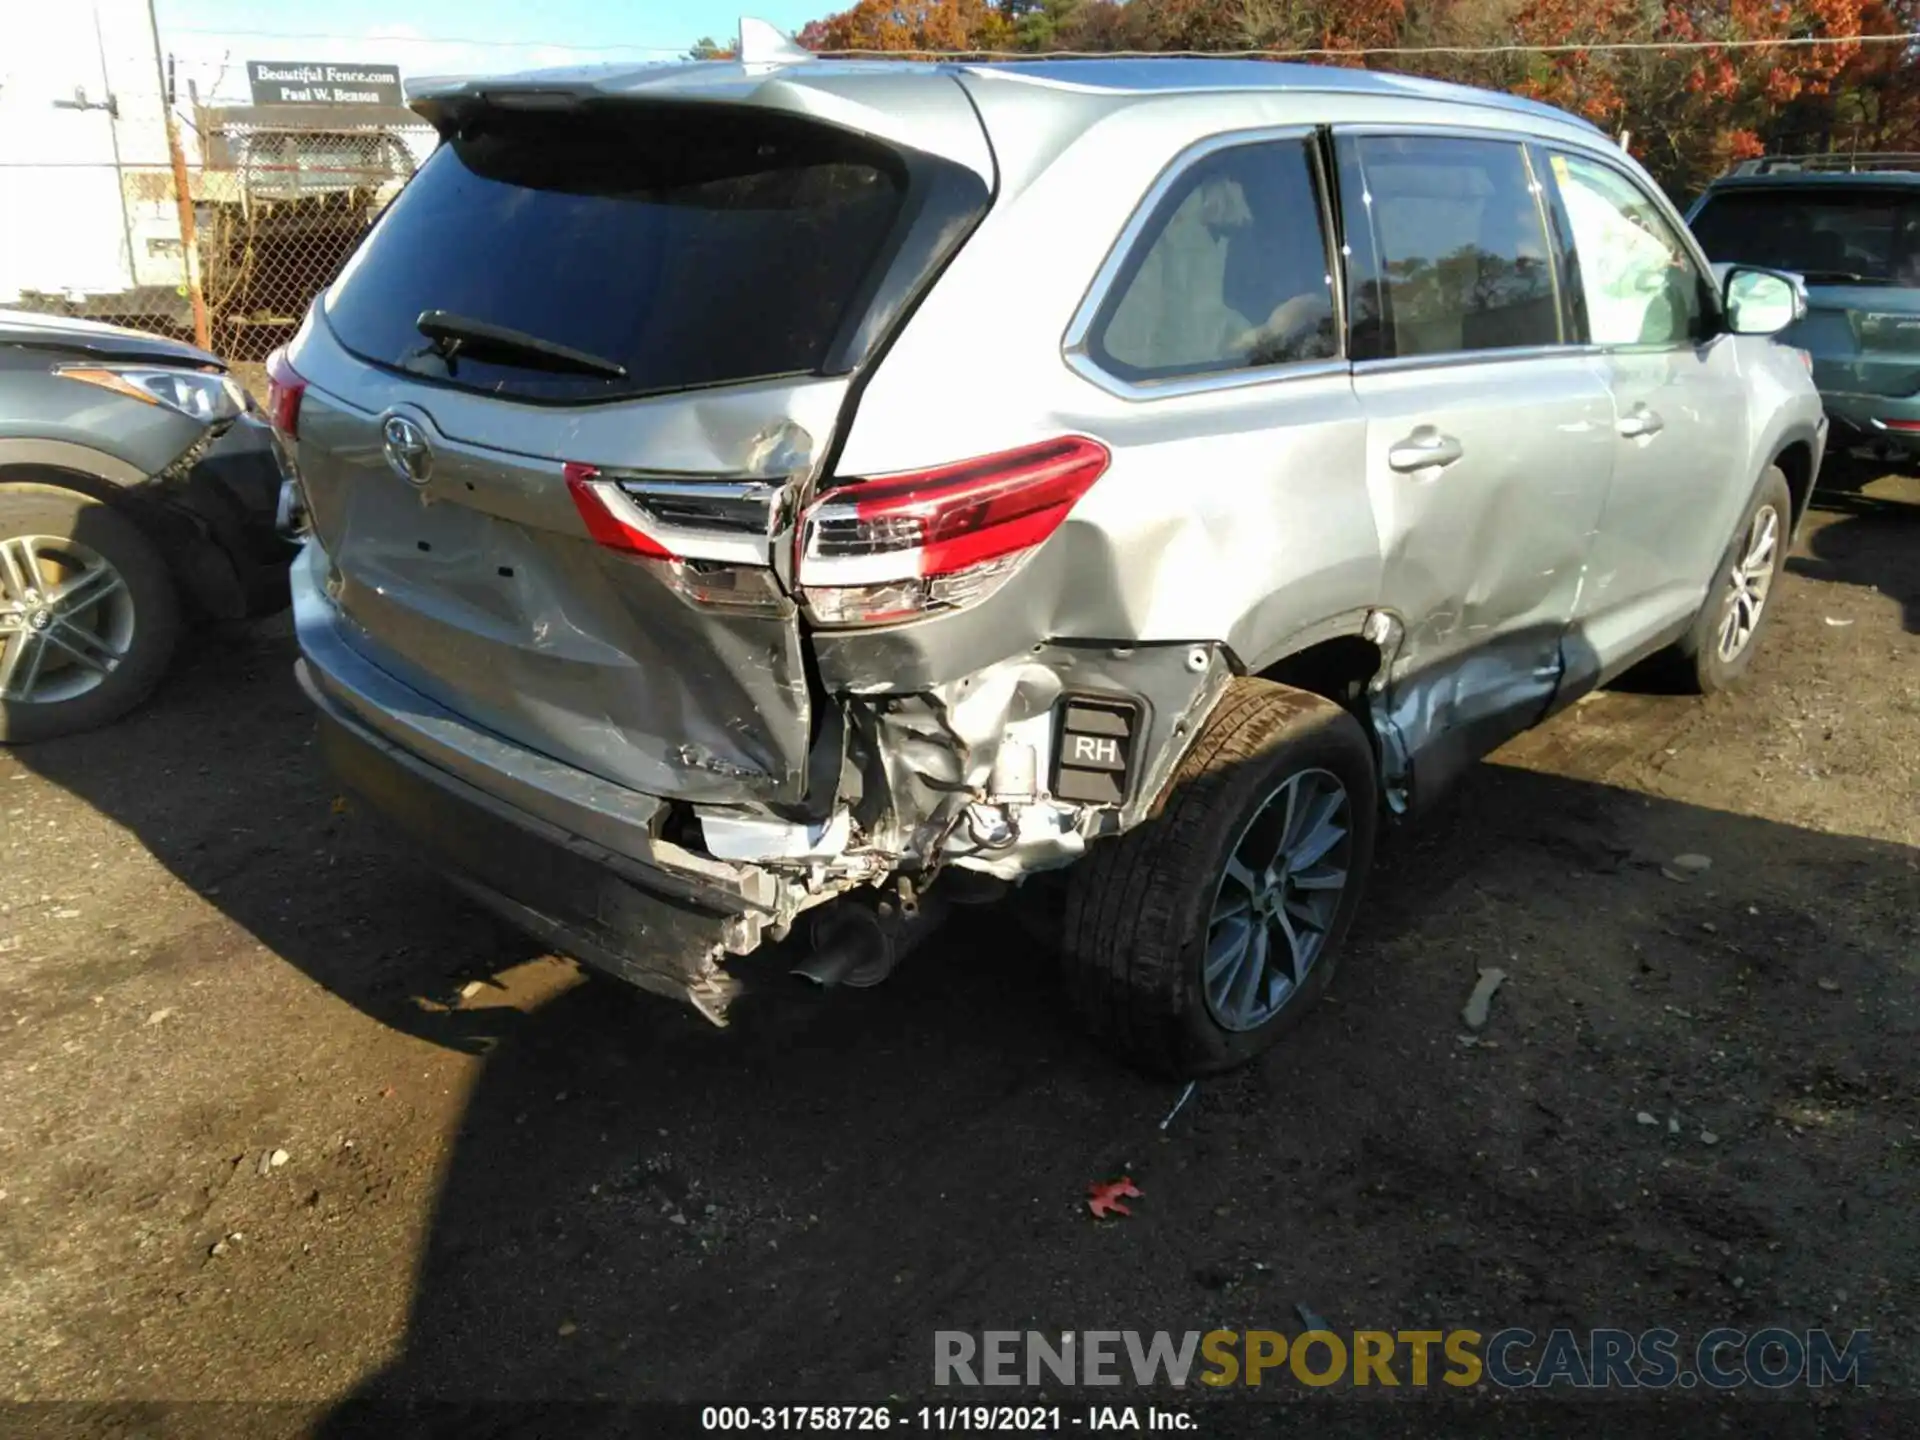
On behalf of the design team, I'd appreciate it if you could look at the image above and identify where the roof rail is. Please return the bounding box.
[1732,152,1920,176]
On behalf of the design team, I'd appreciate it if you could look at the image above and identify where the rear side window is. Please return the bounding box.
[325,106,908,402]
[1338,135,1562,361]
[1690,187,1920,285]
[1089,138,1338,383]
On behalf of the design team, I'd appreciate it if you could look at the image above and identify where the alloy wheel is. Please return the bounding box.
[1203,767,1353,1032]
[1715,503,1780,664]
[0,534,136,705]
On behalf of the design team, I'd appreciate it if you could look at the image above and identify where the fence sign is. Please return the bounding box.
[247,61,403,107]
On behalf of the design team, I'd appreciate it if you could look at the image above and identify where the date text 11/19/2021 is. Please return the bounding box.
[701,1406,1191,1432]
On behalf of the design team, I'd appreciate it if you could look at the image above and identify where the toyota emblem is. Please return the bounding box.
[382,415,433,486]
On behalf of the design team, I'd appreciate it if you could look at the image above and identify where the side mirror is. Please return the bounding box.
[1722,265,1806,335]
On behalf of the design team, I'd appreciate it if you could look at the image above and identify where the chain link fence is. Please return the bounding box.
[3,87,434,372]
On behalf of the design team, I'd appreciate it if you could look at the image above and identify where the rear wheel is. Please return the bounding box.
[1060,678,1378,1076]
[0,485,179,743]
[1669,466,1793,695]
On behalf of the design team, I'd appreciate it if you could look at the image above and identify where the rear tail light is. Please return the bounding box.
[565,462,786,615]
[795,436,1111,627]
[265,348,306,440]
[1877,417,1920,433]
[564,463,673,558]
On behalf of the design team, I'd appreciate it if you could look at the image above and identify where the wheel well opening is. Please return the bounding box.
[0,465,123,507]
[1774,441,1814,525]
[2,465,235,618]
[1257,636,1383,714]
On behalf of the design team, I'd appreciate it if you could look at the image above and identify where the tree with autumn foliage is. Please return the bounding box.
[797,0,1015,52]
[775,0,1916,197]
[797,0,1409,57]
[1503,0,1872,193]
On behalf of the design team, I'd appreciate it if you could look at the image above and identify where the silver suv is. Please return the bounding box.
[277,50,1825,1075]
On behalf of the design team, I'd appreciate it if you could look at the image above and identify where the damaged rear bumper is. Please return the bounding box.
[292,543,1237,1019]
[295,562,793,1022]
[306,679,754,1021]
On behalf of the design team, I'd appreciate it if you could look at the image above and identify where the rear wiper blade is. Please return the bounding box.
[414,310,628,379]
[1794,270,1889,285]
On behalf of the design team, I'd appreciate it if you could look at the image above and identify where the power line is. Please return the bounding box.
[818,31,1920,60]
[149,25,1920,65]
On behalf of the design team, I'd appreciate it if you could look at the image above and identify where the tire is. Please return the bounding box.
[1667,466,1794,695]
[0,484,180,743]
[1060,678,1379,1077]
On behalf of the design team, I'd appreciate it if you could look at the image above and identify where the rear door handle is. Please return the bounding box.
[1387,430,1465,473]
[1617,407,1665,439]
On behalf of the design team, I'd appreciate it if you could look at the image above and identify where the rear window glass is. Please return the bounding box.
[1690,188,1920,285]
[324,106,907,401]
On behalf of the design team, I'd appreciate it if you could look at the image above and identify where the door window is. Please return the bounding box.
[1088,138,1338,383]
[1548,151,1706,347]
[1337,135,1562,361]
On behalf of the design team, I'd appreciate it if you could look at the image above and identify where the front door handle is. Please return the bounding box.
[1386,429,1465,473]
[1617,407,1665,439]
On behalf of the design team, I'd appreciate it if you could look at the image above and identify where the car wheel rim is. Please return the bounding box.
[1203,767,1353,1033]
[1715,503,1779,664]
[0,534,136,705]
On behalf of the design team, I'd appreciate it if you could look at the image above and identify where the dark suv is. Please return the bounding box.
[1690,156,1920,454]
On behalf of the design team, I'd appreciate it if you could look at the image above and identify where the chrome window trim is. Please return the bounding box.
[1063,352,1350,400]
[1351,343,1606,380]
[1337,120,1577,145]
[1061,124,1342,403]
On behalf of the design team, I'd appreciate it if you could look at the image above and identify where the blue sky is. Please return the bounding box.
[153,0,833,98]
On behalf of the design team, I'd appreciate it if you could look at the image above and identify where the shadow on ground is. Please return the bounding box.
[1789,454,1920,633]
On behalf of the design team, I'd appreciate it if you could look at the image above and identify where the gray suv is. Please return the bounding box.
[2,312,293,740]
[278,51,1824,1075]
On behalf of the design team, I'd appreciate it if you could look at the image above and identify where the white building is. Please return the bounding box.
[0,0,201,315]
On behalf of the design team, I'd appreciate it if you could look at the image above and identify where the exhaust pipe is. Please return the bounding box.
[792,885,951,990]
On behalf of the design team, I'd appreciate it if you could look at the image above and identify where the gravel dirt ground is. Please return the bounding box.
[0,463,1914,1435]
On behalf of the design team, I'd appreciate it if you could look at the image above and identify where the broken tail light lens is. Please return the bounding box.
[565,462,674,558]
[265,347,306,440]
[796,435,1111,627]
[565,462,787,615]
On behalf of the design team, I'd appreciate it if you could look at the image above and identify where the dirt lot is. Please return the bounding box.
[0,464,1915,1433]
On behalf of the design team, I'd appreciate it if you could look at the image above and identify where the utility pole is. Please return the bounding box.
[145,0,210,349]
[91,2,139,301]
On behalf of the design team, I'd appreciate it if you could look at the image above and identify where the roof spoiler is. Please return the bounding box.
[406,16,815,127]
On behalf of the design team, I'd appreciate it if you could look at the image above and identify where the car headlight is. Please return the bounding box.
[55,365,246,424]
